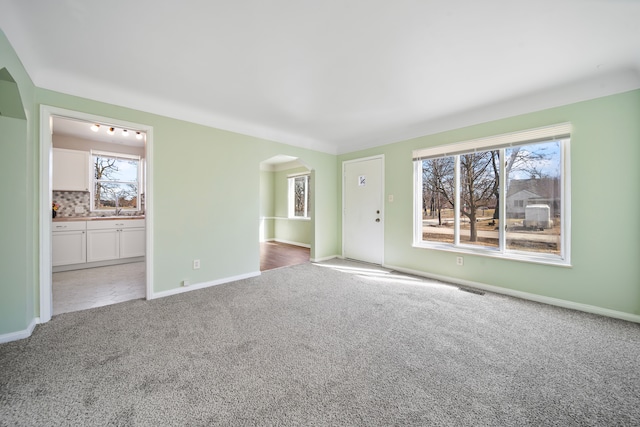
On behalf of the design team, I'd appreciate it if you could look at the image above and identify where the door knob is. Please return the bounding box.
[375,218,380,222]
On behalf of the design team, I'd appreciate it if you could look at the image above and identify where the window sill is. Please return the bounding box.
[412,242,571,267]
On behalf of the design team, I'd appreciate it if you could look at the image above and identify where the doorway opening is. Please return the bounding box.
[259,155,313,271]
[39,106,154,323]
[49,115,147,315]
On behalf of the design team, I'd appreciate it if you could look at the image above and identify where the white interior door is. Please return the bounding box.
[343,156,384,264]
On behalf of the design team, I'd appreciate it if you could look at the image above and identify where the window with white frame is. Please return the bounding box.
[288,174,310,218]
[413,123,570,264]
[91,151,141,212]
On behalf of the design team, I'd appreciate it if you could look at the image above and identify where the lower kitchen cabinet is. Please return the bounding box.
[52,221,87,266]
[86,219,145,262]
[86,228,120,262]
[119,228,146,258]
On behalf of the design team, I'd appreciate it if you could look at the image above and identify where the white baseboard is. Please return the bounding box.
[53,257,145,273]
[311,254,339,263]
[0,317,39,344]
[384,263,640,323]
[151,271,261,299]
[273,239,311,248]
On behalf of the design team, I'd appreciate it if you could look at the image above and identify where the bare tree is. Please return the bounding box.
[422,157,454,225]
[459,152,498,241]
[423,152,496,242]
[491,145,554,219]
[94,156,118,208]
[422,143,556,242]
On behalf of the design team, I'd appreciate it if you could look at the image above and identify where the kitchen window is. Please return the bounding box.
[91,151,141,212]
[288,174,310,218]
[413,123,571,265]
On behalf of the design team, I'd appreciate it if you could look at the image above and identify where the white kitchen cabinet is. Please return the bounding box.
[119,228,146,258]
[52,221,87,266]
[86,219,145,262]
[52,148,90,191]
[86,228,120,262]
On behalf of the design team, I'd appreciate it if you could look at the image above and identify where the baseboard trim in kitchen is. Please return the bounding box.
[53,256,145,273]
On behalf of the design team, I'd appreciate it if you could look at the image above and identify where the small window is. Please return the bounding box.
[91,151,141,212]
[288,174,310,218]
[414,124,570,264]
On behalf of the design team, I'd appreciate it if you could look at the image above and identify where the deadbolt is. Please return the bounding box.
[376,210,380,214]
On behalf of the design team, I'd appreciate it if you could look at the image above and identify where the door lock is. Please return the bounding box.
[375,218,380,222]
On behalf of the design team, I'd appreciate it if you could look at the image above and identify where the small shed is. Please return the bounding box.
[524,204,552,229]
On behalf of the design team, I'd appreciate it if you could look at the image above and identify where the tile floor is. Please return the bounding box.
[52,261,146,316]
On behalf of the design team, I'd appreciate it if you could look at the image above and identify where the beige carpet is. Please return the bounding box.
[2,259,639,425]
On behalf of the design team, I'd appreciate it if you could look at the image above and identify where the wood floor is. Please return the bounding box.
[260,241,310,271]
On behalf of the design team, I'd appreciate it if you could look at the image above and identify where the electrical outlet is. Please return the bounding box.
[193,259,200,269]
[182,280,190,287]
[456,256,464,266]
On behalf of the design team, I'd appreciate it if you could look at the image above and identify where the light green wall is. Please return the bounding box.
[35,88,339,293]
[2,25,638,339]
[0,29,36,336]
[260,166,313,247]
[339,90,640,315]
[259,170,275,241]
[271,166,312,246]
[1,28,339,338]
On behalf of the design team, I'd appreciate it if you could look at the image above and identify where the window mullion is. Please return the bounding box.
[454,155,460,246]
[304,176,308,218]
[499,148,506,252]
[415,161,424,244]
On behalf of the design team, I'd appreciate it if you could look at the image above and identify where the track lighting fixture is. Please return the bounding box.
[90,123,144,141]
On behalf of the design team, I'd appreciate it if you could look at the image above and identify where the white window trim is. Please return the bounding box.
[90,150,142,212]
[413,124,571,267]
[287,173,310,219]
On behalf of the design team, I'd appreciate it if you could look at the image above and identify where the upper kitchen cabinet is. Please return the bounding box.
[53,148,90,191]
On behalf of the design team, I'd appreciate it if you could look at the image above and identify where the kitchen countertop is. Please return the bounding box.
[53,216,145,222]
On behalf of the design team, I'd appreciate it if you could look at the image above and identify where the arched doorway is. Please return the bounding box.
[259,155,314,271]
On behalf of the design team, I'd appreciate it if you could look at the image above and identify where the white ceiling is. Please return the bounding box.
[2,0,639,154]
[52,116,146,148]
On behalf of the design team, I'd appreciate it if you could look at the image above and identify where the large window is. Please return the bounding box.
[414,124,570,264]
[91,151,141,212]
[288,174,310,218]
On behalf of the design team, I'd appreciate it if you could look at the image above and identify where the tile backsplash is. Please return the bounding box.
[53,191,145,218]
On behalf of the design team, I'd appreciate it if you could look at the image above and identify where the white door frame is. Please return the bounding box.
[39,105,154,323]
[341,154,385,264]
